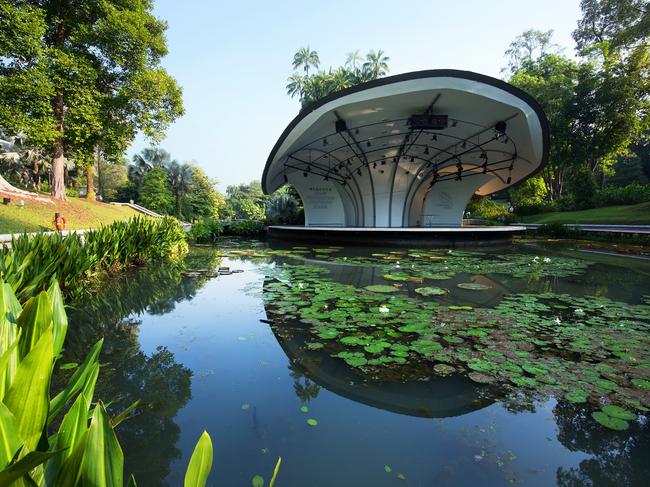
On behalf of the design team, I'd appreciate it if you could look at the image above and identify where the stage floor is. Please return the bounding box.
[267,225,526,247]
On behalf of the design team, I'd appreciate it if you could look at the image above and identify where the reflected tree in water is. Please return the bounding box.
[57,247,223,486]
[554,402,650,487]
[289,364,321,404]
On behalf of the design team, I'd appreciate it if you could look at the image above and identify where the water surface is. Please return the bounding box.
[64,241,650,486]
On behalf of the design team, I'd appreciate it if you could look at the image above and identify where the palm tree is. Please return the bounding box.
[286,72,305,99]
[329,68,353,93]
[363,49,390,79]
[345,50,363,70]
[292,47,320,76]
[129,147,172,189]
[166,161,193,218]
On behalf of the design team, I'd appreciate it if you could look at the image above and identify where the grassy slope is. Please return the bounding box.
[523,202,650,225]
[0,195,140,233]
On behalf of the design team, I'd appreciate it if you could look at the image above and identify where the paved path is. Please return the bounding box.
[520,224,650,235]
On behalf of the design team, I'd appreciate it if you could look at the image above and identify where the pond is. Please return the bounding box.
[62,240,650,486]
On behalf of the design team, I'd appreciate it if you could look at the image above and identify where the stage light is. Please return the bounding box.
[323,138,328,146]
[424,146,430,155]
[303,172,307,177]
[410,156,414,162]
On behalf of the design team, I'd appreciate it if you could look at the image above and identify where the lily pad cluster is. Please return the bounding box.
[261,263,650,430]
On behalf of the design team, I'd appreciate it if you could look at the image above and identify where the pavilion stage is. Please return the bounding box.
[266,225,526,247]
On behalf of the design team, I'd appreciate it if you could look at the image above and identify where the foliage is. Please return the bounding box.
[593,183,650,206]
[523,201,650,225]
[227,219,264,236]
[138,167,174,215]
[0,278,214,486]
[184,164,225,220]
[0,216,187,302]
[266,190,303,225]
[225,181,266,220]
[502,29,563,74]
[0,0,184,199]
[286,48,390,108]
[187,218,264,242]
[465,196,509,221]
[508,176,548,208]
[568,166,598,210]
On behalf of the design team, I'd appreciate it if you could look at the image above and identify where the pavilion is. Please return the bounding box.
[262,69,548,244]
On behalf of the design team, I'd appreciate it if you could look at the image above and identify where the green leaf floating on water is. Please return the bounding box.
[601,405,636,420]
[307,418,318,426]
[468,372,495,384]
[414,287,448,296]
[300,405,309,413]
[592,411,629,431]
[457,282,492,290]
[364,284,398,293]
[564,389,589,404]
[384,465,392,473]
[252,475,264,487]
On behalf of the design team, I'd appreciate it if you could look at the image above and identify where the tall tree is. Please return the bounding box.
[502,29,563,74]
[0,0,183,200]
[363,49,390,78]
[345,50,363,70]
[166,160,193,217]
[292,46,320,76]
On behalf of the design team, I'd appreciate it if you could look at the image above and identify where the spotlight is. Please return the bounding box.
[342,180,347,186]
[410,156,415,162]
[303,172,308,177]
[357,168,362,176]
[380,169,385,174]
[367,140,371,147]
[347,159,351,165]
[393,157,398,163]
[381,159,386,165]
[424,146,430,155]
[324,175,329,181]
[373,162,377,169]
[355,128,359,135]
[452,120,458,127]
[323,138,328,146]
[283,174,288,183]
[405,170,410,175]
[507,176,512,184]
[431,134,437,141]
[405,135,410,142]
[461,141,466,149]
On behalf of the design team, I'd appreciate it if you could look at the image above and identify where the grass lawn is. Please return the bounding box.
[0,195,140,234]
[522,202,650,225]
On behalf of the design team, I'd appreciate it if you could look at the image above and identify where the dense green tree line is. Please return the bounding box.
[505,0,649,211]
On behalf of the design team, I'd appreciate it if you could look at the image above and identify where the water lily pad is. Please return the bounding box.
[414,287,448,296]
[307,418,318,426]
[434,363,456,375]
[592,411,629,431]
[631,378,650,390]
[457,282,492,291]
[300,405,309,413]
[564,389,589,404]
[468,372,495,384]
[364,284,398,293]
[601,405,636,420]
[384,465,392,473]
[252,475,264,487]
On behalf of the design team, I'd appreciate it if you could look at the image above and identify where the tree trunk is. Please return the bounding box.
[51,90,66,200]
[86,145,99,201]
[86,164,96,200]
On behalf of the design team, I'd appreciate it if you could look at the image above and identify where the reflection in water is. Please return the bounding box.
[554,402,650,487]
[61,243,650,486]
[60,248,222,486]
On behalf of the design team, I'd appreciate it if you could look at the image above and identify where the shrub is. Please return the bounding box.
[228,219,264,236]
[466,196,509,221]
[594,184,650,207]
[0,278,217,485]
[568,167,597,210]
[0,216,187,301]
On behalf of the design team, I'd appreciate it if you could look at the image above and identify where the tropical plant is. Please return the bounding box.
[362,50,390,78]
[0,216,187,302]
[166,161,194,217]
[0,277,218,486]
[292,47,320,76]
[138,167,175,214]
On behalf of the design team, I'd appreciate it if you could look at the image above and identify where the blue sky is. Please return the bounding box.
[128,0,582,189]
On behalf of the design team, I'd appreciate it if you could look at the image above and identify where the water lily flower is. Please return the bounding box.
[554,317,561,324]
[543,257,551,263]
[574,308,584,316]
[298,283,304,289]
[378,305,390,313]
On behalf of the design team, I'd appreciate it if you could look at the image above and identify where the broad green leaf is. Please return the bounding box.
[0,450,62,487]
[47,281,68,358]
[17,292,53,360]
[3,329,53,451]
[269,457,281,487]
[52,431,87,487]
[0,403,21,469]
[0,339,19,400]
[78,403,123,487]
[49,339,103,424]
[45,392,90,483]
[184,431,213,487]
